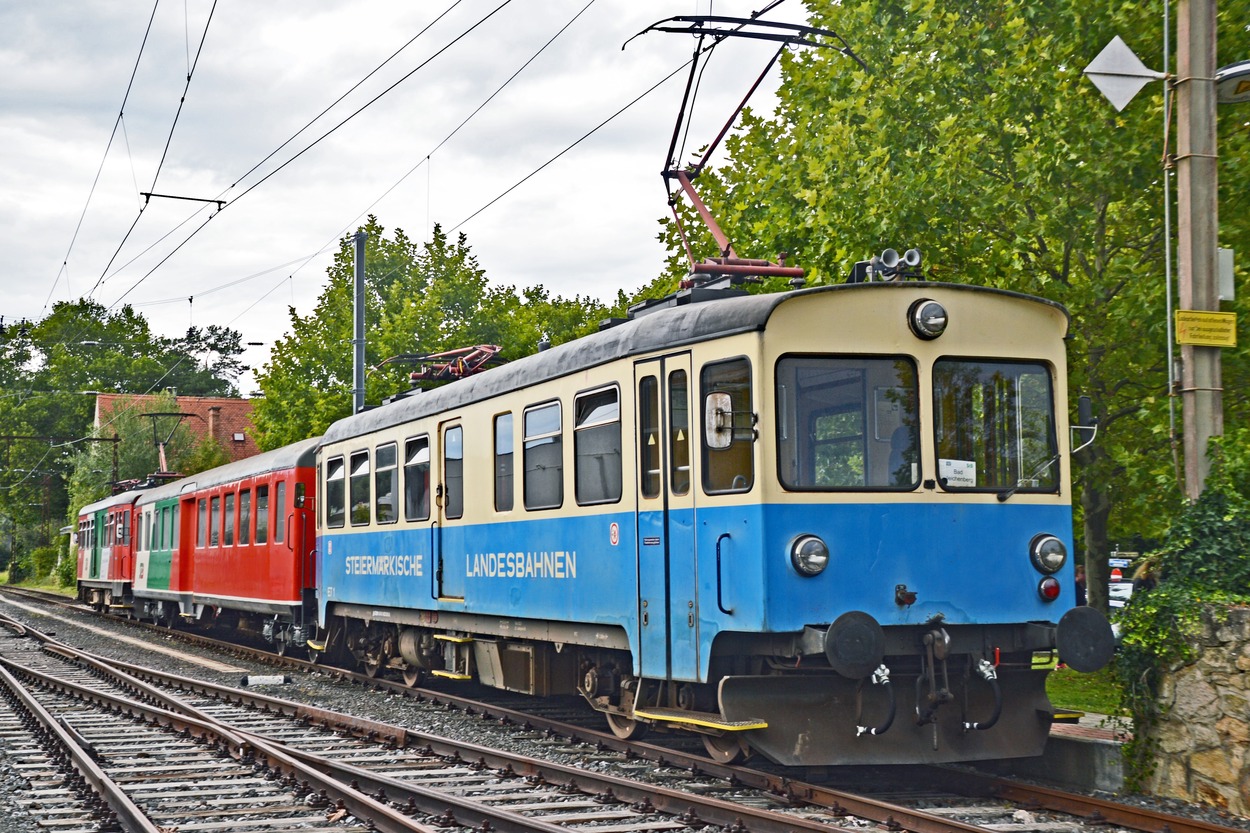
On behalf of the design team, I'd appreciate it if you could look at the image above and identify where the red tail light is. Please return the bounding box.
[1038,576,1061,601]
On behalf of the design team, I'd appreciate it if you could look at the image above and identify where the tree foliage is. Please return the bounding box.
[1114,426,1250,787]
[63,391,210,516]
[0,300,244,551]
[654,0,1250,608]
[252,218,618,449]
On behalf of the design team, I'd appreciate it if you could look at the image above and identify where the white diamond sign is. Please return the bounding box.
[1084,36,1166,112]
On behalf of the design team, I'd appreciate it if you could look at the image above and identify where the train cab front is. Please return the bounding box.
[708,283,1116,766]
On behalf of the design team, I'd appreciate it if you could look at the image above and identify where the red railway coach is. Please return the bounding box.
[143,438,320,653]
[76,489,145,612]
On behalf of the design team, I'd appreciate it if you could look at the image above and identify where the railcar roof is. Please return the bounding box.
[139,436,321,501]
[322,282,1067,446]
[80,489,146,515]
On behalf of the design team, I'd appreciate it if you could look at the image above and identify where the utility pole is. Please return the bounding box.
[1176,0,1221,499]
[352,231,368,415]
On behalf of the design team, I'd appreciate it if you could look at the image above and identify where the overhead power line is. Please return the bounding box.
[43,0,161,313]
[88,0,221,297]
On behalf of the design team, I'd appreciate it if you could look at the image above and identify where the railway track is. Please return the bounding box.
[1,586,1245,833]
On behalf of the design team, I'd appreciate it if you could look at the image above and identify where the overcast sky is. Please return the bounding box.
[0,1,809,389]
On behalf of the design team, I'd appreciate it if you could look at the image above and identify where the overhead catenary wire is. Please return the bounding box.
[42,0,162,313]
[87,0,220,297]
[98,0,517,313]
[29,0,507,370]
[304,0,599,266]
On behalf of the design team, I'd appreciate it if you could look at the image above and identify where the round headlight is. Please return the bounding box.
[791,535,830,577]
[908,299,947,339]
[1029,534,1067,574]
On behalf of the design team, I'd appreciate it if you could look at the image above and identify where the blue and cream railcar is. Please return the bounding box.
[314,281,1114,766]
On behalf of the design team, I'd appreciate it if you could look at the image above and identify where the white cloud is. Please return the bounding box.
[0,1,808,388]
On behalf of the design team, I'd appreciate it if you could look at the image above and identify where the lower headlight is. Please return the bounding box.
[791,535,830,577]
[1030,534,1067,574]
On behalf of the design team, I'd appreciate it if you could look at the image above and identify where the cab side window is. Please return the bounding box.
[702,358,755,494]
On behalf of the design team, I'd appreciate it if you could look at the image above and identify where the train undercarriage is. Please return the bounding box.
[315,604,1114,766]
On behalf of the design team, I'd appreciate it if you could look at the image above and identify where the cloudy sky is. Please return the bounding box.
[0,1,811,387]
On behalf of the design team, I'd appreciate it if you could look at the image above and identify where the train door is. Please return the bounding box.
[99,510,114,581]
[435,421,466,601]
[88,514,101,579]
[634,354,700,683]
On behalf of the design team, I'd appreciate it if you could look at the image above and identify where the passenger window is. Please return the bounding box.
[275,481,287,543]
[375,443,397,524]
[701,358,754,494]
[224,493,235,546]
[256,485,269,543]
[349,451,370,526]
[494,414,514,512]
[326,457,346,529]
[444,426,464,519]
[403,437,431,521]
[575,388,621,505]
[239,490,251,545]
[198,499,207,547]
[524,402,562,510]
[210,496,221,546]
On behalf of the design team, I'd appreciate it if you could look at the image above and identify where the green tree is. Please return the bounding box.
[652,0,1250,611]
[64,391,201,514]
[252,219,614,450]
[0,301,243,548]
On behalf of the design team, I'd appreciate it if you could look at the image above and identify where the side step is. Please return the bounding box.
[634,706,767,732]
[432,633,474,680]
[431,669,473,680]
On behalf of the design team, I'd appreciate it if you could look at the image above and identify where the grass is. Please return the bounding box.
[0,571,77,597]
[1046,663,1125,716]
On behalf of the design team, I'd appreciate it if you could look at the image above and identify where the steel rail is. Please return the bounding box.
[0,644,440,832]
[97,649,994,833]
[0,661,162,833]
[7,590,1248,833]
[988,776,1244,833]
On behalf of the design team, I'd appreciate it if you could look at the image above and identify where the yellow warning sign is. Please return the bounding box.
[1176,310,1237,347]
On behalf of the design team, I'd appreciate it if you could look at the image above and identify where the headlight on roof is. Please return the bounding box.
[908,299,947,339]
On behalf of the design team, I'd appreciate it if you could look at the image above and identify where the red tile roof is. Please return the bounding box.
[93,394,260,463]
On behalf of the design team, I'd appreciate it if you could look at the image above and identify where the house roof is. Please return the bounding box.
[93,393,259,463]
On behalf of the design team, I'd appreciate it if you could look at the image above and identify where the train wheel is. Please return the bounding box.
[605,713,649,740]
[701,733,748,764]
[402,666,424,688]
[363,657,384,678]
